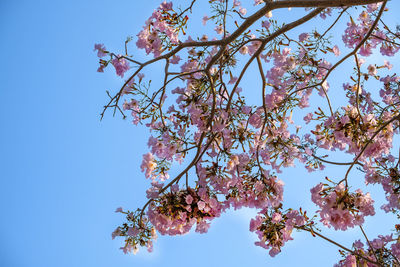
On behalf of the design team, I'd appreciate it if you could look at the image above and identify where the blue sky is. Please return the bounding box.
[1,1,399,266]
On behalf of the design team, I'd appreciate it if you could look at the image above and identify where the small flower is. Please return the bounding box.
[94,43,107,58]
[215,25,224,35]
[202,15,209,26]
[197,201,206,211]
[271,212,282,223]
[171,184,179,193]
[160,1,173,11]
[170,55,181,64]
[112,55,130,78]
[185,194,194,205]
[262,20,271,30]
[138,73,145,80]
[298,33,309,42]
[332,45,340,56]
[383,60,393,70]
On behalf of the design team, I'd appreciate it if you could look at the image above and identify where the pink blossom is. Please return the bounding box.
[202,15,209,26]
[298,33,309,42]
[185,194,193,205]
[140,153,157,179]
[209,198,218,209]
[269,247,280,257]
[366,3,381,12]
[94,43,107,58]
[160,1,172,11]
[271,212,282,223]
[112,56,130,78]
[195,220,210,233]
[97,64,105,73]
[383,60,393,70]
[303,113,313,124]
[311,183,375,230]
[391,242,400,259]
[228,76,238,84]
[197,201,206,211]
[304,147,312,156]
[239,46,248,55]
[380,43,400,57]
[112,227,121,240]
[332,45,340,56]
[215,25,224,35]
[262,20,271,30]
[171,184,179,193]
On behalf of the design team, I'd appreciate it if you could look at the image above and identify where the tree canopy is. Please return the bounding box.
[95,1,400,265]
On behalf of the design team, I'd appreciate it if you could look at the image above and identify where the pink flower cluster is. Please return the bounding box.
[379,74,400,106]
[335,234,400,266]
[264,47,332,111]
[94,43,108,72]
[342,7,399,57]
[250,209,308,257]
[140,153,157,180]
[226,171,284,210]
[363,161,400,213]
[147,187,223,235]
[111,55,130,78]
[112,208,157,255]
[147,135,180,162]
[311,183,375,230]
[136,1,180,57]
[94,43,107,58]
[312,106,394,161]
[123,99,141,125]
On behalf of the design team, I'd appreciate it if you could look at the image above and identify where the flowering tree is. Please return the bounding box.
[95,0,400,265]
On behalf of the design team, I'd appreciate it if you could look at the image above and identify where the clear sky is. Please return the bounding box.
[1,1,399,267]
